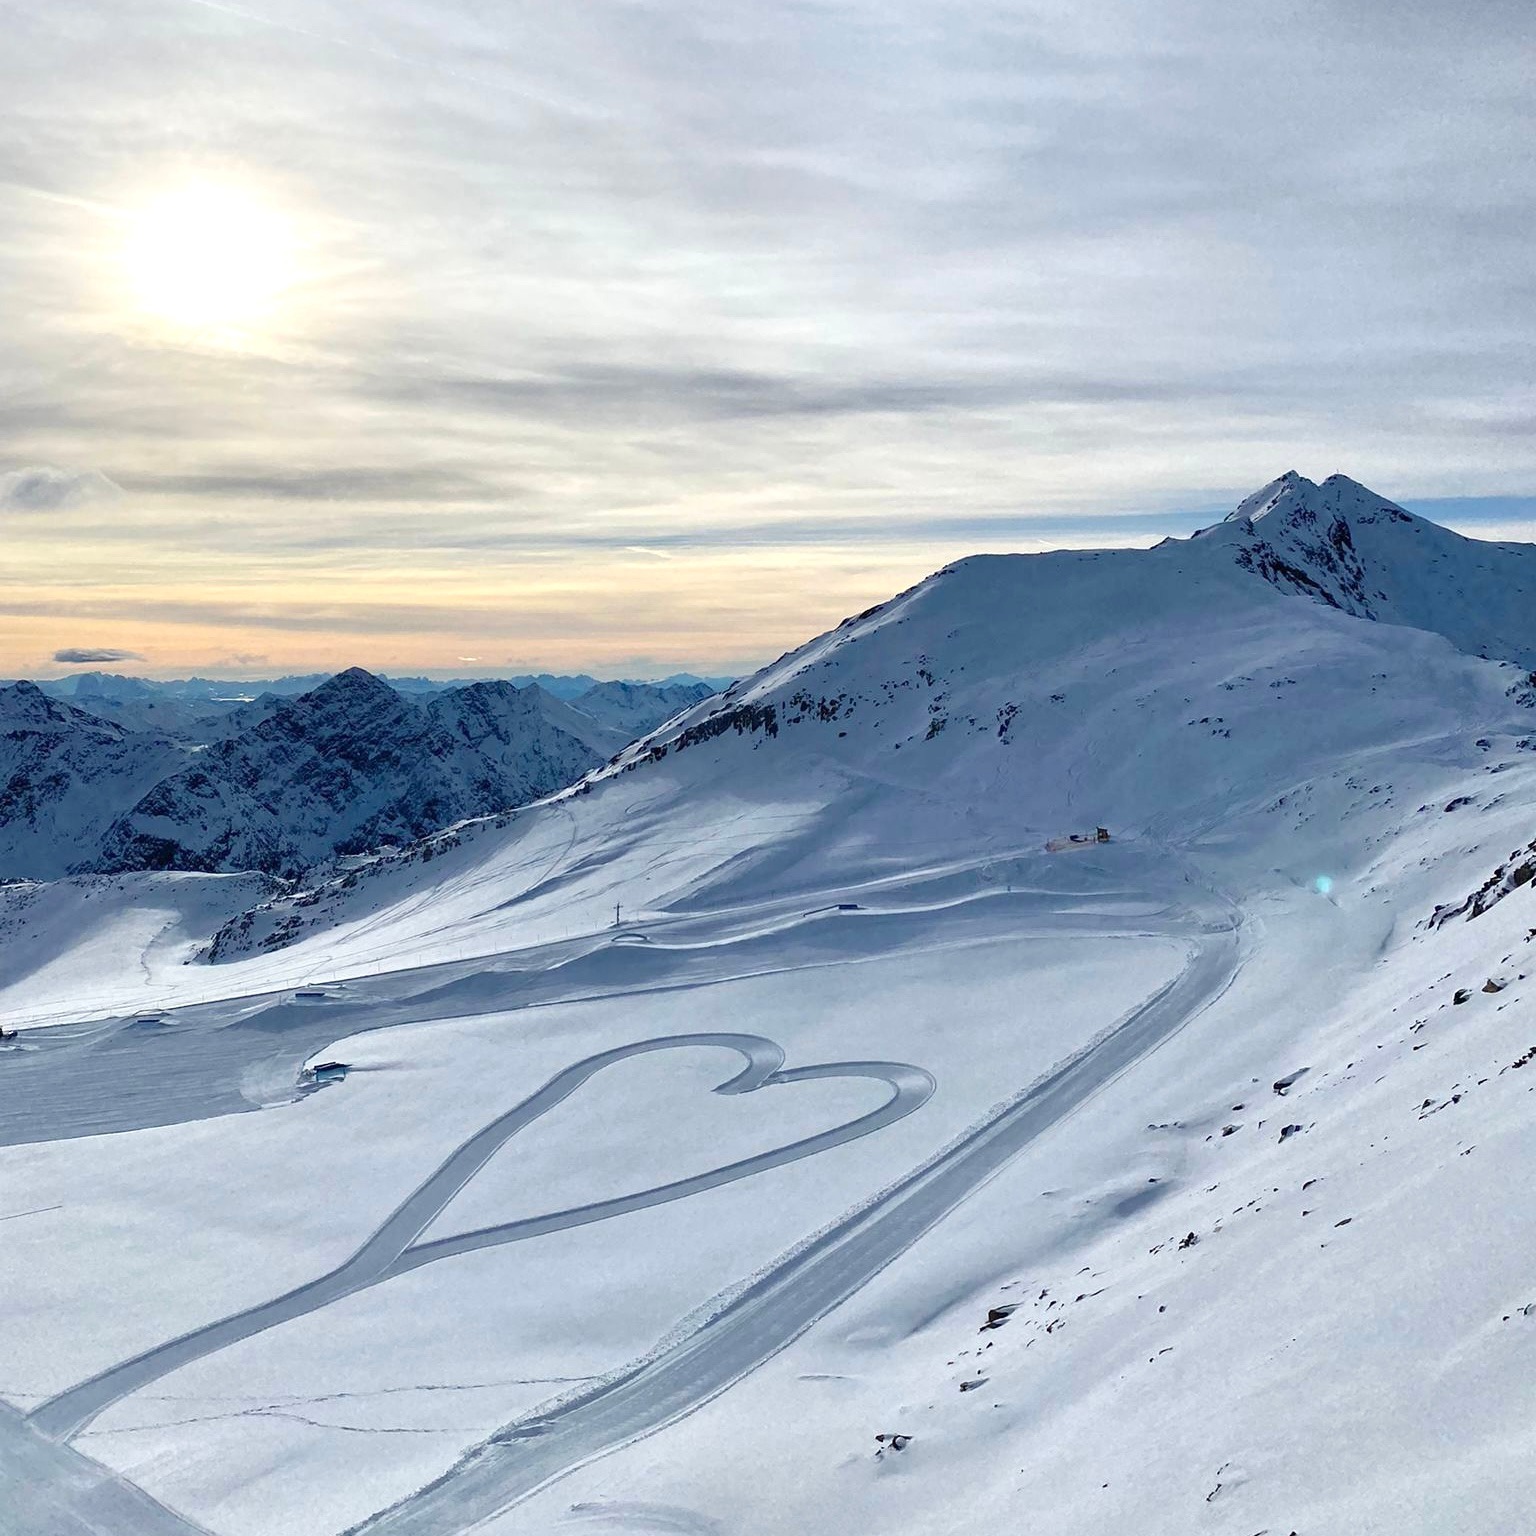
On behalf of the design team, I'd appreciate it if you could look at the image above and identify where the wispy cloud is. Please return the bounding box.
[1,466,120,512]
[0,1,1532,673]
[114,466,500,503]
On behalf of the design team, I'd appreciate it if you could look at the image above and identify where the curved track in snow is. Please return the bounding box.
[0,884,1165,1149]
[11,879,1242,1536]
[341,910,1243,1535]
[30,1035,934,1443]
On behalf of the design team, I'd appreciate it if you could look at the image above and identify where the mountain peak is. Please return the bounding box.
[0,679,72,726]
[1223,470,1409,533]
[324,665,394,694]
[432,678,542,723]
[297,667,405,714]
[452,678,531,701]
[1197,470,1536,663]
[1223,470,1312,526]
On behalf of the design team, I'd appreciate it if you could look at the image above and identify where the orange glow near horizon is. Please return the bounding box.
[0,526,1169,680]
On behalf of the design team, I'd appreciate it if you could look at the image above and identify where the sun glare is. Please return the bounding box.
[125,184,295,328]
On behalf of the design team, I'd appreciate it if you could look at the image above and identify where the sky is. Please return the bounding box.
[1,0,1533,680]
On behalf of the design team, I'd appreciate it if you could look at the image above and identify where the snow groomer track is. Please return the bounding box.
[4,880,1240,1536]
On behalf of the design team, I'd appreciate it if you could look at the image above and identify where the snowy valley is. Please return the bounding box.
[3,473,1535,1536]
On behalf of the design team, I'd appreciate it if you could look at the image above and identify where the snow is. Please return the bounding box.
[499,852,1536,1536]
[566,681,715,740]
[0,683,185,880]
[0,671,710,884]
[0,872,275,1027]
[3,475,1536,1536]
[1212,470,1536,666]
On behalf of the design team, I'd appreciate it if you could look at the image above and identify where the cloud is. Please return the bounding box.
[1,467,121,513]
[114,467,500,503]
[1403,497,1536,526]
[2,2,1535,674]
[52,646,145,664]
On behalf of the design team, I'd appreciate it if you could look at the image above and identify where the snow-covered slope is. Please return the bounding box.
[4,476,1536,1536]
[0,870,277,1020]
[1199,470,1536,664]
[568,679,716,739]
[90,670,608,879]
[0,683,185,880]
[190,475,1536,969]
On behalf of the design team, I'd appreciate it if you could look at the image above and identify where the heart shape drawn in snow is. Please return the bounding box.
[31,1031,934,1442]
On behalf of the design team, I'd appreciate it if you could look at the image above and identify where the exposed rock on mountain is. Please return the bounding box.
[90,669,608,878]
[1198,471,1536,664]
[0,682,185,880]
[0,669,729,882]
[423,678,626,786]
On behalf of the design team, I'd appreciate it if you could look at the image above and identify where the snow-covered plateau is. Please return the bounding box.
[3,473,1535,1536]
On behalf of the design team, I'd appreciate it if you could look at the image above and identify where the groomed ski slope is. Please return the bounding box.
[347,904,1238,1536]
[5,481,1536,1535]
[3,850,1196,1536]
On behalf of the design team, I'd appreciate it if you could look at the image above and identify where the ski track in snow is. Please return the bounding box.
[29,1035,935,1442]
[0,876,1159,1149]
[341,906,1240,1534]
[0,1402,216,1536]
[3,879,1232,1536]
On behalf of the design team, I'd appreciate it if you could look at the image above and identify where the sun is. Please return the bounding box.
[125,184,295,328]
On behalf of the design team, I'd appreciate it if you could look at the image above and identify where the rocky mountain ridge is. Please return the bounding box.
[0,683,185,881]
[0,670,715,881]
[1202,470,1536,664]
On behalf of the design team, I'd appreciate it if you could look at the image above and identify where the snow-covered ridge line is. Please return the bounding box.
[601,471,1536,782]
[192,472,1536,964]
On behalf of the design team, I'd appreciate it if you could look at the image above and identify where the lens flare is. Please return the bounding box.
[1314,875,1333,895]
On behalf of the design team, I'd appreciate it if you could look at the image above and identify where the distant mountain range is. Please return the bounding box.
[36,668,733,703]
[0,669,715,880]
